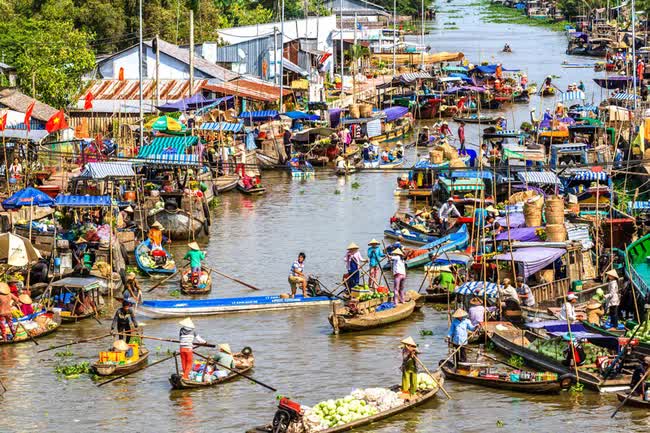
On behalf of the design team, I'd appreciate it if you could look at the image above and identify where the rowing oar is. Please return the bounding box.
[203,266,262,291]
[146,268,181,293]
[193,351,277,392]
[97,352,177,387]
[135,334,216,348]
[413,355,452,399]
[611,368,650,418]
[37,333,113,353]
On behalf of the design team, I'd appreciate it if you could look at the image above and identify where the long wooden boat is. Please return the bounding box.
[237,180,266,195]
[138,294,333,318]
[135,239,177,275]
[147,209,206,240]
[423,288,455,303]
[616,392,650,408]
[92,348,150,376]
[452,115,498,125]
[329,299,416,334]
[405,224,469,269]
[169,349,254,389]
[379,158,404,169]
[247,372,444,433]
[214,174,239,193]
[2,311,61,344]
[440,363,566,394]
[383,228,437,246]
[44,277,104,323]
[485,321,630,392]
[580,320,650,356]
[180,266,212,295]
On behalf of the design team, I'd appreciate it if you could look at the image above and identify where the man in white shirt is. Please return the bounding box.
[559,293,578,322]
[438,197,460,232]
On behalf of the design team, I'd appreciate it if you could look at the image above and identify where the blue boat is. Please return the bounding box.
[135,239,177,275]
[287,158,315,178]
[383,228,437,246]
[405,224,469,269]
[138,294,332,318]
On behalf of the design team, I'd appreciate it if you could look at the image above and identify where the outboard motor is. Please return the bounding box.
[272,398,302,433]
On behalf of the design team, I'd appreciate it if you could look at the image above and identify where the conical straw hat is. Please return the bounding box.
[400,336,417,347]
[347,243,359,250]
[113,340,130,351]
[452,308,468,319]
[178,317,195,329]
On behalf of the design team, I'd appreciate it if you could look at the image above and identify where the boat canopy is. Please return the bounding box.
[49,277,103,291]
[442,66,468,73]
[455,281,498,298]
[470,64,520,74]
[516,171,562,186]
[193,96,235,115]
[77,162,135,180]
[136,136,198,158]
[439,176,484,193]
[493,247,566,278]
[281,111,320,121]
[565,170,608,182]
[383,106,409,122]
[495,227,541,242]
[2,187,55,209]
[142,154,199,166]
[157,94,232,113]
[198,122,244,133]
[54,194,112,208]
[238,110,279,121]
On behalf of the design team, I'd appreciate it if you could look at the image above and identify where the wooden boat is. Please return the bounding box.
[169,348,254,389]
[92,347,150,376]
[255,150,281,169]
[440,363,567,394]
[405,224,469,269]
[616,392,650,408]
[2,311,61,344]
[540,87,556,97]
[580,321,650,356]
[287,159,315,178]
[423,288,455,303]
[237,180,266,195]
[485,321,631,392]
[625,232,650,300]
[452,115,498,125]
[329,299,417,334]
[214,174,239,193]
[135,239,177,275]
[383,228,437,246]
[147,209,206,240]
[139,294,333,318]
[247,372,444,433]
[42,277,104,323]
[180,266,212,295]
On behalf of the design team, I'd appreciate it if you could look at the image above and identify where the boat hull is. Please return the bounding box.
[92,349,150,376]
[147,210,206,240]
[169,351,254,389]
[383,229,437,246]
[616,392,650,408]
[329,300,416,333]
[441,364,563,394]
[180,266,212,295]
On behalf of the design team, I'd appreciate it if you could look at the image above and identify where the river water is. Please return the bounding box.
[2,2,648,432]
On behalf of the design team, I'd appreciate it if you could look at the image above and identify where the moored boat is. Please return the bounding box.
[1,311,61,344]
[92,345,150,376]
[41,278,103,323]
[169,347,254,389]
[452,115,498,124]
[405,224,469,269]
[383,228,437,246]
[329,298,418,334]
[237,179,267,195]
[147,209,207,240]
[180,266,212,295]
[214,174,240,193]
[615,392,650,408]
[580,320,650,356]
[135,239,177,275]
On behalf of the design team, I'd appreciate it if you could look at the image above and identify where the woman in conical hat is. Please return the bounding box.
[367,239,385,290]
[400,336,420,398]
[447,308,476,365]
[178,318,207,379]
[344,242,365,290]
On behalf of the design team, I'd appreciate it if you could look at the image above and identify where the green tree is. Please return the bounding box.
[75,0,128,54]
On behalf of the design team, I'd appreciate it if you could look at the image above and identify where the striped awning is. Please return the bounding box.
[198,122,244,133]
[78,162,135,179]
[399,72,434,82]
[560,90,585,102]
[439,177,484,193]
[145,154,199,166]
[613,92,639,101]
[517,171,562,186]
[136,136,198,158]
[238,110,278,121]
[55,195,112,208]
[570,170,608,181]
[454,281,498,298]
[566,223,593,250]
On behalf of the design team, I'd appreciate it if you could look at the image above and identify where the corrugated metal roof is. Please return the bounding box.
[137,136,198,158]
[78,162,135,179]
[202,83,276,102]
[79,79,209,102]
[198,122,244,133]
[55,195,112,207]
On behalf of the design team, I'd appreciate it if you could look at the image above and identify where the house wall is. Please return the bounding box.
[98,46,210,80]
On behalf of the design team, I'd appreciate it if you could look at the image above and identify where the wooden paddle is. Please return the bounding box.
[193,351,277,392]
[123,333,217,348]
[97,352,177,387]
[146,268,180,293]
[414,355,451,399]
[37,333,112,353]
[611,368,650,418]
[205,266,262,291]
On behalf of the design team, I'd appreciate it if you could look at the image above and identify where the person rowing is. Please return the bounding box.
[178,318,206,380]
[184,242,206,287]
[111,299,138,343]
[400,336,419,401]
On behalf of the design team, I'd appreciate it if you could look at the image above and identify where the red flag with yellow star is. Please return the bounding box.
[45,110,68,133]
[0,112,7,131]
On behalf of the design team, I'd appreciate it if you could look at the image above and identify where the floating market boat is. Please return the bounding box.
[440,362,569,394]
[42,277,103,323]
[237,179,266,195]
[329,298,418,334]
[135,239,177,276]
[180,266,212,295]
[405,224,469,269]
[247,372,444,433]
[169,347,254,389]
[147,208,207,240]
[616,392,650,409]
[580,320,650,356]
[92,345,150,376]
[379,158,404,169]
[593,76,638,90]
[383,228,437,246]
[287,158,315,178]
[138,294,333,318]
[485,322,631,392]
[334,166,357,176]
[540,87,556,97]
[423,288,455,303]
[2,311,61,344]
[452,115,498,124]
[625,231,650,300]
[213,174,240,193]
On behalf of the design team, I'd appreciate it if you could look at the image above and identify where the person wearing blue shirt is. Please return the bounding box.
[447,308,477,365]
[367,239,385,289]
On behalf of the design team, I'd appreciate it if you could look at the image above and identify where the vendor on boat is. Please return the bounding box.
[179,318,206,379]
[123,272,142,304]
[367,239,385,290]
[344,243,366,289]
[118,206,135,229]
[559,293,578,322]
[630,356,650,398]
[19,294,34,316]
[400,336,419,400]
[457,121,466,152]
[184,242,206,275]
[148,221,168,249]
[214,343,235,369]
[390,248,407,304]
[499,278,519,305]
[440,121,453,138]
[468,297,485,326]
[438,197,460,232]
[585,299,605,326]
[604,269,621,330]
[515,276,536,307]
[447,308,477,365]
[561,333,586,368]
[395,142,404,159]
[111,299,139,343]
[0,283,18,340]
[418,126,430,146]
[288,252,307,298]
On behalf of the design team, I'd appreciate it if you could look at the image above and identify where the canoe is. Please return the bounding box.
[1,311,61,344]
[169,349,254,389]
[247,372,444,433]
[287,160,315,178]
[383,228,438,246]
[135,239,177,275]
[616,392,650,408]
[405,224,469,269]
[485,321,631,392]
[92,348,150,376]
[440,363,566,394]
[362,158,380,168]
[379,158,404,169]
[329,299,416,334]
[237,180,266,195]
[147,209,206,240]
[180,266,212,295]
[214,175,240,193]
[138,294,333,318]
[452,116,498,125]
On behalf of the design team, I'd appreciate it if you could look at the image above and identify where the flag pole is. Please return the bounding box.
[2,128,7,194]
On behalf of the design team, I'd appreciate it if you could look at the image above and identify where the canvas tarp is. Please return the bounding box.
[494,247,566,278]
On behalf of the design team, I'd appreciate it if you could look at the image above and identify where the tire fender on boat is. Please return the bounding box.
[202,200,211,226]
[559,374,574,390]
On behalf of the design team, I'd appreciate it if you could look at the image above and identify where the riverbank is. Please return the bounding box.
[479,0,571,32]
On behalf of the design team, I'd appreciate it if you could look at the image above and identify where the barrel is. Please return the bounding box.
[359,103,373,118]
[545,195,565,225]
[349,104,360,119]
[545,223,567,242]
[523,197,543,227]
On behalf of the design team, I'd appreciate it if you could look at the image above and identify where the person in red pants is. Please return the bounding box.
[178,318,206,379]
[0,283,18,340]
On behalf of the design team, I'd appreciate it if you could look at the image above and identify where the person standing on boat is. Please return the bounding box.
[604,269,621,330]
[559,293,578,322]
[367,239,385,290]
[447,308,477,365]
[123,272,142,304]
[418,126,430,146]
[178,318,206,379]
[520,73,528,89]
[283,127,293,162]
[438,197,460,233]
[111,300,138,343]
[184,242,205,276]
[440,121,453,139]
[400,336,419,400]
[344,243,366,290]
[148,221,167,249]
[515,276,536,307]
[288,252,307,298]
[457,121,466,153]
[0,283,18,340]
[389,248,407,304]
[630,356,650,398]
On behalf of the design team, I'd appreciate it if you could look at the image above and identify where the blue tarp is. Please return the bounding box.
[193,96,235,115]
[471,64,520,74]
[282,111,319,121]
[382,106,409,122]
[55,195,112,208]
[198,122,244,133]
[238,110,279,121]
[2,187,55,209]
